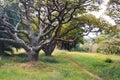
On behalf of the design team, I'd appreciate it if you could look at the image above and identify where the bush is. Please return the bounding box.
[97,38,120,55]
[104,58,113,63]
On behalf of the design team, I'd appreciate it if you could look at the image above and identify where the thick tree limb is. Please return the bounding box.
[0,38,17,43]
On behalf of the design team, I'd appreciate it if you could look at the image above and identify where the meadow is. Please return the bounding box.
[0,49,120,80]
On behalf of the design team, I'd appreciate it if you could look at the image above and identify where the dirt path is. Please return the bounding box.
[62,57,104,80]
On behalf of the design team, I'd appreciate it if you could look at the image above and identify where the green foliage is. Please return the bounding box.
[60,14,107,44]
[71,43,81,51]
[96,28,120,54]
[79,42,92,52]
[60,16,84,43]
[18,33,30,43]
[95,35,108,43]
[97,37,120,55]
[72,43,88,52]
[60,13,113,45]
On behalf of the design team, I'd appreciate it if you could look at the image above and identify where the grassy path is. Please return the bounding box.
[62,56,104,80]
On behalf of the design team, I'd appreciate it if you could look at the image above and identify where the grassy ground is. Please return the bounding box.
[0,49,120,80]
[0,52,96,80]
[55,50,120,80]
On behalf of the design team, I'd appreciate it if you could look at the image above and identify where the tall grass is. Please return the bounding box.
[0,52,97,80]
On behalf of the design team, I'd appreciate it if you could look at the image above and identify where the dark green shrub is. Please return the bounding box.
[104,58,113,63]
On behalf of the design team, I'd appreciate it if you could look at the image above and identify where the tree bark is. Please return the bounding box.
[0,42,4,54]
[27,50,39,62]
[42,41,56,56]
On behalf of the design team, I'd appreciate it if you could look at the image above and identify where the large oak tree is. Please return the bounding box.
[0,0,91,61]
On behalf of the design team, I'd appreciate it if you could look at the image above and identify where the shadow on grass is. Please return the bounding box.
[39,55,59,63]
[0,53,28,66]
[0,53,60,66]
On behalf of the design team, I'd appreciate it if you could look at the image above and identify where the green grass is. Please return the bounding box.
[0,52,97,80]
[55,50,120,80]
[0,49,120,80]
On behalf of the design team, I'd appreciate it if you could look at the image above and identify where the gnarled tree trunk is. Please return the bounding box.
[0,42,6,56]
[27,50,39,62]
[0,42,4,53]
[42,41,56,56]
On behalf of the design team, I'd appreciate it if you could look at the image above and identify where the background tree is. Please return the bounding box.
[60,14,113,42]
[96,29,120,54]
